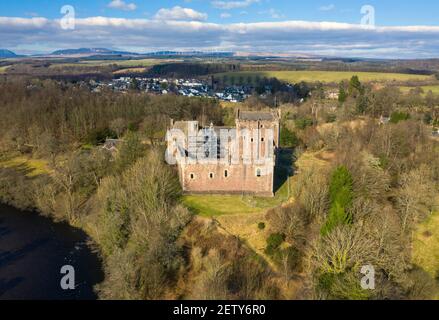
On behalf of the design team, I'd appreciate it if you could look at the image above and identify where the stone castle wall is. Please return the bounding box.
[171,110,280,197]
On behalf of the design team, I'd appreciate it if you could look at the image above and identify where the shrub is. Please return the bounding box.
[325,114,337,123]
[390,111,410,124]
[295,117,314,130]
[321,166,353,236]
[280,127,300,148]
[265,233,285,255]
[86,127,117,145]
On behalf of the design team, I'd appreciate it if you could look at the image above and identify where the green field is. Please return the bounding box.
[399,85,439,95]
[182,188,289,217]
[0,156,51,177]
[413,209,439,299]
[0,66,10,73]
[216,71,433,84]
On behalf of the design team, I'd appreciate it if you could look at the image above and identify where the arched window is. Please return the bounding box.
[256,169,261,177]
[190,173,195,180]
[224,170,228,178]
[209,173,214,179]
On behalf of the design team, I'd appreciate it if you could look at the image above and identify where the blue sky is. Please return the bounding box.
[1,0,439,58]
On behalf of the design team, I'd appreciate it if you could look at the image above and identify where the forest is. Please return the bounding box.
[0,74,438,300]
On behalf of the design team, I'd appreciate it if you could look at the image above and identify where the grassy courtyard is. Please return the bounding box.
[182,176,291,217]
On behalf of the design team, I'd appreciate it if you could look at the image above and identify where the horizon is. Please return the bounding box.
[1,1,439,59]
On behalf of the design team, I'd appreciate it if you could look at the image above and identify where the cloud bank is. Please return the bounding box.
[1,15,439,58]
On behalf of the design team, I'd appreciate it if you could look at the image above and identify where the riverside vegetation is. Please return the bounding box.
[0,75,438,299]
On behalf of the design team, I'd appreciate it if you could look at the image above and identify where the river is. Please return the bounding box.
[0,203,104,300]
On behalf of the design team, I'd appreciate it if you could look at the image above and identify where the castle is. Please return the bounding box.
[167,109,280,197]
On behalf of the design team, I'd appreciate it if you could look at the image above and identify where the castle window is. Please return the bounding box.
[261,138,265,142]
[190,173,195,180]
[224,170,228,178]
[256,169,262,177]
[251,138,254,142]
[209,173,214,179]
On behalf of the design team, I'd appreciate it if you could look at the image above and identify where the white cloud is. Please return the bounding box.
[154,6,208,21]
[220,13,232,19]
[2,16,439,59]
[108,0,137,11]
[0,17,48,28]
[319,4,335,12]
[268,9,284,19]
[212,0,259,10]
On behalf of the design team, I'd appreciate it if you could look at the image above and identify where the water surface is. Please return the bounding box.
[0,203,104,300]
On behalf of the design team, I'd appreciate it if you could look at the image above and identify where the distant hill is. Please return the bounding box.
[145,51,234,57]
[51,48,139,56]
[0,49,18,58]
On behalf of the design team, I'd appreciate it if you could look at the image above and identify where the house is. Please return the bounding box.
[326,90,339,100]
[380,115,391,125]
[102,138,125,155]
[167,109,280,197]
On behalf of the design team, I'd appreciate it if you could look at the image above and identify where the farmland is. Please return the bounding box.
[47,58,179,69]
[399,85,439,95]
[215,70,433,84]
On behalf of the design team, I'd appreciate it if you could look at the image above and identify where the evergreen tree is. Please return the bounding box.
[321,166,354,236]
[338,81,348,103]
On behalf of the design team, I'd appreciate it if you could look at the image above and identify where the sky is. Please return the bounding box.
[1,0,439,58]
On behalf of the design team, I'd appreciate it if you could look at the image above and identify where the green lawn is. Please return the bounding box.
[215,71,433,84]
[413,211,439,276]
[413,209,439,299]
[182,195,265,217]
[0,156,51,177]
[182,166,292,217]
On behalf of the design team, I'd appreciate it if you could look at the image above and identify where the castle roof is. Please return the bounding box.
[238,110,277,121]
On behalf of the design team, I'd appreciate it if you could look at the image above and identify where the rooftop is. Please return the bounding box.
[238,110,278,121]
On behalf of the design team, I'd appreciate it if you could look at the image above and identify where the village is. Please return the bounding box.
[87,77,257,103]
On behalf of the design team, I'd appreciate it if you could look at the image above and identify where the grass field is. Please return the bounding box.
[412,207,439,299]
[113,67,148,74]
[399,85,439,95]
[49,58,176,69]
[0,156,51,177]
[83,58,167,67]
[215,71,433,84]
[182,169,292,217]
[0,66,10,73]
